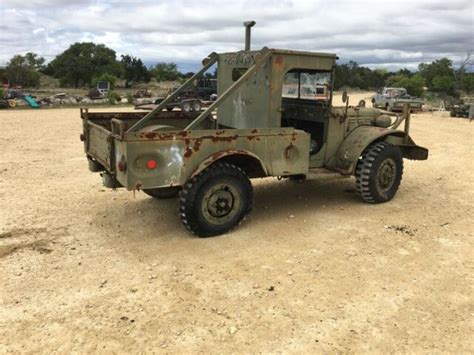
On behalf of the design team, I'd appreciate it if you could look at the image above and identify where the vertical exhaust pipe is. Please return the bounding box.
[243,21,256,51]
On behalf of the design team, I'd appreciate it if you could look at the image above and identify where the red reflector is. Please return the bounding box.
[117,160,127,172]
[146,159,157,170]
[80,134,85,142]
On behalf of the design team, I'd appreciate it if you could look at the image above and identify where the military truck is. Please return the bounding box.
[80,22,428,237]
[448,100,472,119]
[372,87,424,112]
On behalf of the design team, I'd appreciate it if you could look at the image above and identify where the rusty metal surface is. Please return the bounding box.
[83,111,201,133]
[114,127,310,190]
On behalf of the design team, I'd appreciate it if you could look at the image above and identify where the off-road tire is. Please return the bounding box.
[355,141,403,203]
[192,100,202,112]
[179,162,253,237]
[143,186,180,199]
[181,101,192,112]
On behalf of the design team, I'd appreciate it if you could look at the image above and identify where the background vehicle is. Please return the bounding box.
[81,22,428,237]
[372,87,423,112]
[195,78,217,100]
[133,89,153,98]
[152,87,204,112]
[147,78,218,112]
[448,98,472,119]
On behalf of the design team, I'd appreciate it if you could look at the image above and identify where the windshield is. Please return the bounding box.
[385,88,407,97]
[283,70,331,101]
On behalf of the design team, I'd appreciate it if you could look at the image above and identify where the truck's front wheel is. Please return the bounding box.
[355,142,403,203]
[179,162,253,237]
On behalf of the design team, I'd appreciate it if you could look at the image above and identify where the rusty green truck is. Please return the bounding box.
[80,22,428,237]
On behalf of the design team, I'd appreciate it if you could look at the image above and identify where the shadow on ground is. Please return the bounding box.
[87,176,362,242]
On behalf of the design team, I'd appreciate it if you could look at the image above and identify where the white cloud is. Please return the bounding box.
[0,0,472,71]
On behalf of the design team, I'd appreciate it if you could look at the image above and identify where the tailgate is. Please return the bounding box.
[85,121,114,170]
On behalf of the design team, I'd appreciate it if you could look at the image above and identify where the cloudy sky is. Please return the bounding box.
[0,0,472,72]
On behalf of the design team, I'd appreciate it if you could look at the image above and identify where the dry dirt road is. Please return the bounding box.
[1,94,473,353]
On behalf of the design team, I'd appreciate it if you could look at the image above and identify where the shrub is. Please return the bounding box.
[106,91,121,104]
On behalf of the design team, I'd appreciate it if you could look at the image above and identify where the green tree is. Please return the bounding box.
[396,68,413,77]
[182,71,195,78]
[387,74,425,97]
[462,74,474,93]
[5,52,45,87]
[47,42,123,87]
[386,74,407,87]
[120,54,150,87]
[334,61,389,90]
[418,58,454,88]
[151,62,180,81]
[431,75,456,96]
[454,53,473,93]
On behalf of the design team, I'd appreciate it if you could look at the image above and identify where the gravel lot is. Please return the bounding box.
[1,94,473,352]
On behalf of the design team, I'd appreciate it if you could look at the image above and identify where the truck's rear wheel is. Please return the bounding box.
[355,141,403,203]
[192,100,202,112]
[143,187,180,199]
[179,162,253,237]
[181,101,192,112]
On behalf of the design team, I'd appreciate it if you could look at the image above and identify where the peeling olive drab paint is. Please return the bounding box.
[327,126,404,174]
[216,49,336,129]
[115,128,310,190]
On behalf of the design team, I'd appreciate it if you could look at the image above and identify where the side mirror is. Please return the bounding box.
[342,90,348,103]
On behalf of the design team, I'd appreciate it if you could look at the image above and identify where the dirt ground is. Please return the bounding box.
[1,93,473,353]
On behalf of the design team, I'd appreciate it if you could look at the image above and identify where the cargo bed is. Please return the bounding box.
[80,109,202,170]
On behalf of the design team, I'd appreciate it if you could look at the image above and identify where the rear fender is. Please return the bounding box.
[327,126,428,175]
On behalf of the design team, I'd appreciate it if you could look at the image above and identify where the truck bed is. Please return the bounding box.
[81,109,203,170]
[80,109,202,132]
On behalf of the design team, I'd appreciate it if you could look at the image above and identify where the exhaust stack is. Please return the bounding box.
[243,21,256,51]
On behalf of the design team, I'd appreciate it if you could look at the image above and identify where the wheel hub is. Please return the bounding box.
[376,158,397,192]
[208,190,234,217]
[202,183,241,224]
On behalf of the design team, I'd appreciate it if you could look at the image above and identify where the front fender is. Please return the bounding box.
[327,126,427,175]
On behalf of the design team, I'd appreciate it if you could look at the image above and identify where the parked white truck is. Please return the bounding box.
[372,87,423,112]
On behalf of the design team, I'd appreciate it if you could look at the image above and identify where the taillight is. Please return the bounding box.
[146,159,157,170]
[117,156,127,172]
[80,134,85,142]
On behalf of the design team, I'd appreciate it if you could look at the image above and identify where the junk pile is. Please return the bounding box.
[0,89,130,109]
